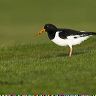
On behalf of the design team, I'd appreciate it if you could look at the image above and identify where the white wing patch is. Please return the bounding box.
[80,30,85,32]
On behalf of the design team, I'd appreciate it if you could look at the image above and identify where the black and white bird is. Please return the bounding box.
[37,24,96,57]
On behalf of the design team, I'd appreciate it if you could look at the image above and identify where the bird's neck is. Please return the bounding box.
[47,31,56,40]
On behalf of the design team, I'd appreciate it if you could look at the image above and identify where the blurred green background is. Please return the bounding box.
[0,0,96,45]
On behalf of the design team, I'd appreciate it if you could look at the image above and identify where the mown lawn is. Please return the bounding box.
[0,0,96,94]
[0,37,96,94]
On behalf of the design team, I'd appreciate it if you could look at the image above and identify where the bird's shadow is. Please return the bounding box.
[57,51,86,57]
[57,53,68,57]
[74,51,86,55]
[39,50,87,59]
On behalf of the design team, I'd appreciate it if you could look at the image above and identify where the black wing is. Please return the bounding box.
[58,29,80,39]
[58,28,96,39]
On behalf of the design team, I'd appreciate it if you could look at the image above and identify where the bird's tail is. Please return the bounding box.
[86,32,96,35]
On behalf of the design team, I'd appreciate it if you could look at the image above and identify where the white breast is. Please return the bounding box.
[51,32,68,46]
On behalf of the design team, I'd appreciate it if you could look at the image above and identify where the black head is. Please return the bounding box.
[44,24,57,32]
[37,24,57,35]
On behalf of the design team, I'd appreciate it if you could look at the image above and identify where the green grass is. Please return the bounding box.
[0,0,96,94]
[0,38,96,94]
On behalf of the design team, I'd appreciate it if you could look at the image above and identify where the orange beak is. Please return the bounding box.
[37,27,45,36]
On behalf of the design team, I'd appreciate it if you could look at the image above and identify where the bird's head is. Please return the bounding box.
[37,24,57,35]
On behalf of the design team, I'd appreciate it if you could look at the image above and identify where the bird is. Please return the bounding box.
[37,24,96,57]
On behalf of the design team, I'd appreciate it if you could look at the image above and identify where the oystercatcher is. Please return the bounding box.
[37,24,96,57]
